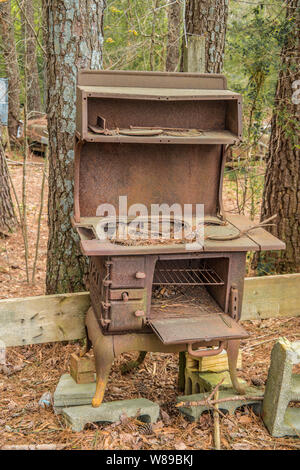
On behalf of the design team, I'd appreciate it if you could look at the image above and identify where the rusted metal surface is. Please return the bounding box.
[78,143,222,218]
[148,314,249,345]
[152,259,224,286]
[73,70,284,406]
[77,69,228,91]
[188,342,225,358]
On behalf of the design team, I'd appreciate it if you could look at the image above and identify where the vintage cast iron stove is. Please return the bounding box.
[73,70,285,407]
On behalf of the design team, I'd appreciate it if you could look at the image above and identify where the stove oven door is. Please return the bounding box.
[148,312,248,347]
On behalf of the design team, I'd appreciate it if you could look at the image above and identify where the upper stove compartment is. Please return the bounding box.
[74,70,285,256]
[76,70,242,144]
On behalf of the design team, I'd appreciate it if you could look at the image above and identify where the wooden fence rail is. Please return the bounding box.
[0,273,299,347]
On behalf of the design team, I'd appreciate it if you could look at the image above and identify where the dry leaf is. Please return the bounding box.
[161,409,171,424]
[175,442,187,450]
[239,415,252,424]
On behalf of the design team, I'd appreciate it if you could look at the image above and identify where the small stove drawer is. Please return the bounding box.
[109,288,145,302]
[110,257,146,289]
[108,299,147,332]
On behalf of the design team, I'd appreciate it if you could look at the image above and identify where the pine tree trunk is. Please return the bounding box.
[166,0,182,72]
[23,0,42,115]
[255,0,300,274]
[0,1,21,141]
[0,143,17,234]
[43,0,105,294]
[181,0,228,73]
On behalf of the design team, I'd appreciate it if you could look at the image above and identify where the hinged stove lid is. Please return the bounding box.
[148,313,249,345]
[75,142,225,220]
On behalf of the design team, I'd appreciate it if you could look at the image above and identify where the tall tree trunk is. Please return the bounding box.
[255,0,300,274]
[23,0,42,115]
[43,0,105,294]
[0,1,21,141]
[0,142,17,234]
[165,0,182,72]
[181,0,228,73]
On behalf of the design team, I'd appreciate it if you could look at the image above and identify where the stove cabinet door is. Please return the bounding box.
[110,257,147,289]
[108,298,147,332]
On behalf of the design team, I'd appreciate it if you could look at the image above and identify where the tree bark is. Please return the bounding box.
[0,1,21,141]
[166,0,182,72]
[255,0,300,274]
[0,142,17,234]
[43,0,105,294]
[23,0,42,115]
[181,0,228,73]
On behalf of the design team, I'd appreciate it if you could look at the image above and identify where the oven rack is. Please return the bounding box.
[152,261,224,286]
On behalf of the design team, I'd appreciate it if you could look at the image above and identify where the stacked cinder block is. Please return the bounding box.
[53,354,159,431]
[184,350,244,394]
[177,350,264,421]
[262,338,300,437]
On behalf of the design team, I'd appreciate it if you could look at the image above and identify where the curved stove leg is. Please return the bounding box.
[226,339,245,395]
[92,334,114,408]
[120,351,147,374]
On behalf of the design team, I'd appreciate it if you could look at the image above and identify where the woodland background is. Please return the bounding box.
[0,0,299,296]
[0,0,299,451]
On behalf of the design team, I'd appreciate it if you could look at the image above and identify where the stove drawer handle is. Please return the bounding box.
[134,310,145,318]
[188,342,225,358]
[135,272,146,279]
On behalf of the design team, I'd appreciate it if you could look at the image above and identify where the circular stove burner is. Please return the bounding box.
[95,216,191,242]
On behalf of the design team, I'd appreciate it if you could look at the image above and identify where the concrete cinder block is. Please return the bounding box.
[177,386,263,422]
[262,338,300,437]
[184,369,246,395]
[62,398,160,432]
[53,373,96,413]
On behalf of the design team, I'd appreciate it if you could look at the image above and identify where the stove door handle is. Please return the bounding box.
[134,310,145,318]
[135,272,146,279]
[187,341,225,358]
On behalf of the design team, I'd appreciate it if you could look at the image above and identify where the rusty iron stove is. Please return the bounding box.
[73,70,285,407]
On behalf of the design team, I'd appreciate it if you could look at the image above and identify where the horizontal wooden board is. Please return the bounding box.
[0,292,90,347]
[242,273,300,320]
[0,273,299,347]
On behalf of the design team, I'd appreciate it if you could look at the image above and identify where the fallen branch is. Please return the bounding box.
[176,395,263,408]
[6,158,45,166]
[206,378,225,402]
[213,389,221,450]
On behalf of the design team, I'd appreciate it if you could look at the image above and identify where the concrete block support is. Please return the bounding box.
[177,387,263,421]
[53,373,96,413]
[262,338,300,437]
[184,369,246,395]
[62,398,160,432]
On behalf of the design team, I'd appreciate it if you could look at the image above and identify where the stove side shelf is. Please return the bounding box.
[82,130,240,145]
[225,214,286,252]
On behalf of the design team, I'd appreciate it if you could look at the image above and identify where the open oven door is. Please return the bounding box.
[148,312,249,346]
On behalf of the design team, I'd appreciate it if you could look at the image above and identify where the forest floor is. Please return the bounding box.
[0,151,299,450]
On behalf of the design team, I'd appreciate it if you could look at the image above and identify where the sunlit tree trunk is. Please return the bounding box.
[181,0,228,73]
[255,0,300,273]
[23,0,42,115]
[0,1,21,141]
[0,142,17,234]
[43,0,105,294]
[166,0,181,71]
